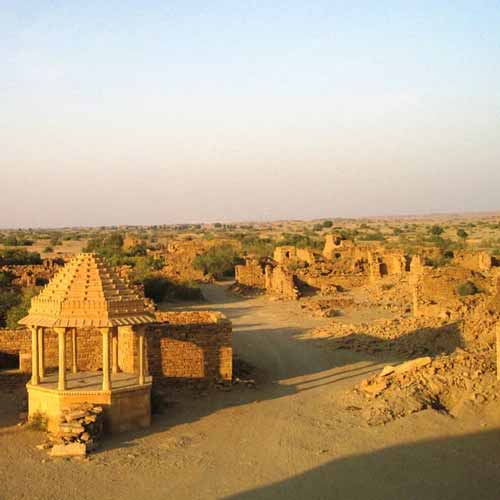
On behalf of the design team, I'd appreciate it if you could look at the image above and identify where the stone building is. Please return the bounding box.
[19,253,156,433]
[0,253,232,433]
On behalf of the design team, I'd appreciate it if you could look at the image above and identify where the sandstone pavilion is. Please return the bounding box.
[20,253,155,433]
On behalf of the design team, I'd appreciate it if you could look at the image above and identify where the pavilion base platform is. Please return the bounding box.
[27,372,152,434]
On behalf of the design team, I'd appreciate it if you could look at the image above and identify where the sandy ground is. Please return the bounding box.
[1,283,500,500]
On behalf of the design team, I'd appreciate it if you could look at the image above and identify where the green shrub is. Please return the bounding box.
[43,246,54,253]
[239,236,275,258]
[193,245,243,278]
[0,289,21,326]
[0,271,15,288]
[5,288,39,328]
[142,276,202,303]
[429,225,445,236]
[0,236,34,247]
[277,233,323,250]
[456,281,479,297]
[357,232,385,241]
[322,220,333,228]
[456,228,468,242]
[0,249,42,265]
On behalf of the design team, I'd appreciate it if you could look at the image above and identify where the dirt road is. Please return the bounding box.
[1,283,500,500]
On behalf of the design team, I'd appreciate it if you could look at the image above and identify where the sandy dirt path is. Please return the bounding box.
[1,283,500,500]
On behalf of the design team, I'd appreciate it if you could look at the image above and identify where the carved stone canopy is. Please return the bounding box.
[20,253,155,328]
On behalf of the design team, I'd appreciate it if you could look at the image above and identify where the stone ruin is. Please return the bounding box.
[0,253,233,456]
[1,258,62,287]
[235,233,415,300]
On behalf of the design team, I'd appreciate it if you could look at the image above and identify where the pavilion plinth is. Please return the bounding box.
[27,371,152,433]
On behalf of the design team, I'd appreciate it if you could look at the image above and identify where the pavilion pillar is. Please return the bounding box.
[102,328,111,391]
[71,328,77,374]
[54,328,67,391]
[37,326,45,380]
[112,327,119,375]
[138,327,146,385]
[30,326,39,386]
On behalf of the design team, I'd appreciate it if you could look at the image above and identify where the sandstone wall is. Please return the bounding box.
[265,265,301,300]
[235,259,266,289]
[0,312,232,382]
[273,246,297,264]
[453,250,495,274]
[296,248,317,265]
[146,311,232,381]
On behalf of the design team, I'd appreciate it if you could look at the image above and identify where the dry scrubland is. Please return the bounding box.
[1,213,500,499]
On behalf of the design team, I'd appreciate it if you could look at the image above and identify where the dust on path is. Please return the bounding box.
[1,283,500,500]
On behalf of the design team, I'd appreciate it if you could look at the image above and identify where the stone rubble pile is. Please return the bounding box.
[348,347,498,426]
[43,403,104,457]
[312,316,465,357]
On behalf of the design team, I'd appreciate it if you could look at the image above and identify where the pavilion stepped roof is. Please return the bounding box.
[20,253,155,328]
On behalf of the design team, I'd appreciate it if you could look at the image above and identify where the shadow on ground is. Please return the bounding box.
[226,428,500,500]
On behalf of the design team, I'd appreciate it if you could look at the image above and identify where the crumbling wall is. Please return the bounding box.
[161,239,241,282]
[411,262,492,321]
[367,251,410,284]
[296,248,318,265]
[234,258,266,289]
[453,250,495,273]
[273,246,297,264]
[0,313,232,382]
[147,311,232,381]
[265,265,301,300]
[323,234,356,260]
[0,260,61,287]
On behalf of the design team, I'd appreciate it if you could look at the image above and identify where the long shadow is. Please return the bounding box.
[306,321,464,359]
[0,371,29,430]
[0,284,468,439]
[226,428,500,500]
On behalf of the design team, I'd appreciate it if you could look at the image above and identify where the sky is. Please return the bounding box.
[1,1,499,228]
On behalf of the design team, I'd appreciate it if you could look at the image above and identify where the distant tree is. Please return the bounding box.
[322,220,333,228]
[457,228,468,243]
[429,225,445,236]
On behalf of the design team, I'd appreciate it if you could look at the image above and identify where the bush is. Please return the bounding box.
[0,271,15,288]
[0,289,21,326]
[456,281,479,297]
[357,232,385,241]
[193,245,243,278]
[278,233,323,250]
[322,220,333,228]
[43,246,54,253]
[5,288,39,328]
[130,256,165,282]
[239,235,275,258]
[142,276,202,303]
[0,249,42,265]
[429,225,444,236]
[0,236,34,247]
[456,228,468,242]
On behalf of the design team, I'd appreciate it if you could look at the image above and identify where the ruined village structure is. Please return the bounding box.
[0,253,232,442]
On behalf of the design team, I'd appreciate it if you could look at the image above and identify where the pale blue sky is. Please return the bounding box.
[1,1,499,228]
